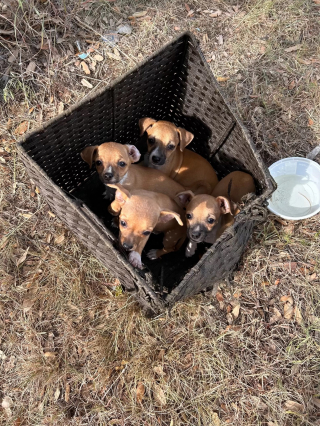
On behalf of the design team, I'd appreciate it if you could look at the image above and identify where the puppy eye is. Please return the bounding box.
[148,137,155,145]
[186,213,192,220]
[120,220,127,227]
[142,231,151,236]
[207,218,215,224]
[119,161,126,167]
[95,160,102,166]
[167,144,175,151]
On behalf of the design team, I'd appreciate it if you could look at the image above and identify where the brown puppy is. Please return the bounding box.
[176,171,256,257]
[108,184,186,269]
[139,118,218,194]
[81,142,186,213]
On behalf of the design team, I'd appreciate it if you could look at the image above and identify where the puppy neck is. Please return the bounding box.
[118,171,129,184]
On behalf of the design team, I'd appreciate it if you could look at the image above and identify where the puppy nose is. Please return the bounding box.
[122,242,133,251]
[191,231,201,240]
[104,172,113,180]
[152,155,161,164]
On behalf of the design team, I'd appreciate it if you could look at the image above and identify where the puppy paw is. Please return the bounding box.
[185,240,197,257]
[147,249,159,260]
[129,251,143,269]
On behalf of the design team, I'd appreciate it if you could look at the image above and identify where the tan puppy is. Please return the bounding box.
[139,118,218,194]
[80,142,186,213]
[176,171,256,257]
[108,184,187,269]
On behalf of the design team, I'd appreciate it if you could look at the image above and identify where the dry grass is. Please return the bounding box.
[1,0,320,425]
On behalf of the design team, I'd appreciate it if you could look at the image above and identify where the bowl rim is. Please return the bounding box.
[267,156,320,221]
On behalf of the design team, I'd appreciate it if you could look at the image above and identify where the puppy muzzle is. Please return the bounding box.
[188,226,207,243]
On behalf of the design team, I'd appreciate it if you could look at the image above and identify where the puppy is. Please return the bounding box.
[139,118,218,194]
[108,184,187,269]
[80,142,186,214]
[176,171,256,257]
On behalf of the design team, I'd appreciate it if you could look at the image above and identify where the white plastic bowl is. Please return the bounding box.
[268,157,320,220]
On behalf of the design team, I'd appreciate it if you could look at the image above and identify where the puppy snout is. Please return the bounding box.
[104,172,114,181]
[122,242,133,251]
[191,231,202,240]
[188,225,205,242]
[151,155,161,164]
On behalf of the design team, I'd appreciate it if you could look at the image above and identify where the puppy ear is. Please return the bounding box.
[139,117,157,136]
[175,190,195,207]
[107,183,131,205]
[216,196,231,215]
[125,144,141,163]
[159,210,183,226]
[80,145,98,168]
[177,127,194,152]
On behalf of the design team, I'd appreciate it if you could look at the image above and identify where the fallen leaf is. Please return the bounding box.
[107,51,121,61]
[280,295,293,303]
[260,45,266,54]
[313,0,320,3]
[226,312,233,324]
[285,44,303,53]
[216,291,224,302]
[131,11,147,18]
[44,352,56,358]
[294,306,303,325]
[54,234,65,244]
[232,304,240,319]
[17,247,30,267]
[233,292,242,298]
[81,78,93,88]
[94,54,104,61]
[269,307,282,324]
[307,272,317,281]
[284,400,304,413]
[2,396,13,410]
[26,61,36,74]
[212,412,221,426]
[297,57,311,65]
[283,297,294,320]
[275,279,280,285]
[217,35,223,45]
[153,365,166,376]
[65,383,70,402]
[14,121,29,135]
[57,102,64,114]
[22,297,34,313]
[283,262,297,272]
[217,76,229,82]
[186,9,194,17]
[48,211,55,217]
[54,387,60,401]
[289,80,296,89]
[81,61,90,75]
[153,383,166,406]
[185,3,190,12]
[308,118,314,126]
[174,26,181,31]
[136,382,145,403]
[210,10,222,17]
[312,397,320,409]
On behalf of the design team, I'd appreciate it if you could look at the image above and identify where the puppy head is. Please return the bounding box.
[139,118,194,167]
[176,191,231,243]
[81,142,140,184]
[109,184,183,252]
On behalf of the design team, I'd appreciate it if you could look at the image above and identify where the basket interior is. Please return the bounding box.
[20,33,272,294]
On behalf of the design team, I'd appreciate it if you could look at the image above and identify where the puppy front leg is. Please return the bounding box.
[128,240,148,269]
[147,227,186,260]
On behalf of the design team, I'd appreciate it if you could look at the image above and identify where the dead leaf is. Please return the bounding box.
[81,78,93,88]
[44,351,56,358]
[26,61,36,74]
[275,279,280,285]
[17,247,30,267]
[226,312,233,324]
[289,80,296,89]
[186,9,194,17]
[174,26,181,31]
[23,297,34,313]
[216,291,224,302]
[153,383,166,406]
[153,365,166,376]
[297,57,311,65]
[136,382,145,403]
[308,118,314,126]
[54,234,65,244]
[307,272,317,281]
[232,304,240,319]
[283,297,294,320]
[269,307,282,324]
[210,10,222,17]
[185,3,190,12]
[217,35,223,45]
[65,383,70,402]
[81,61,90,75]
[312,397,320,409]
[294,306,303,325]
[217,76,229,82]
[313,0,320,3]
[94,54,104,61]
[107,51,121,61]
[284,400,304,413]
[54,387,60,401]
[131,11,147,18]
[260,45,266,54]
[280,295,293,303]
[212,412,221,426]
[14,121,29,135]
[285,44,302,53]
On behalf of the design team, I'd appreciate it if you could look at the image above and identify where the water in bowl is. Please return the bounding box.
[269,174,319,218]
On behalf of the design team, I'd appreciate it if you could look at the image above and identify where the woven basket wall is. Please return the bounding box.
[17,32,276,315]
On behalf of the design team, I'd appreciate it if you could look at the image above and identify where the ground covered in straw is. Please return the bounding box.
[1,0,320,425]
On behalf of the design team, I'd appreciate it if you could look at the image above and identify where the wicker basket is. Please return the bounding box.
[17,32,276,315]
